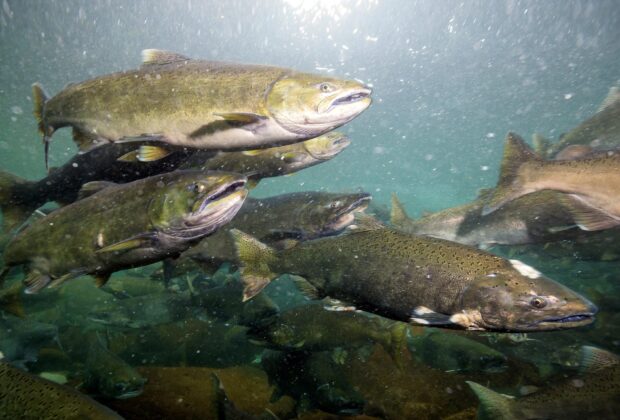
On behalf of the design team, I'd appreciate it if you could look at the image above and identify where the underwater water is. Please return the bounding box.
[0,0,619,418]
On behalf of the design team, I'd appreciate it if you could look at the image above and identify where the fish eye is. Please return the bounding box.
[530,296,547,309]
[192,183,207,194]
[318,82,335,93]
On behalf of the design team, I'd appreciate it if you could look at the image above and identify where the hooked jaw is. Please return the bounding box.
[325,194,372,233]
[317,86,372,115]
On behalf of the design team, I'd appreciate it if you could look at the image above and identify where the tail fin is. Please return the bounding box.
[0,281,25,318]
[466,381,517,420]
[390,193,411,227]
[32,83,52,169]
[230,229,278,302]
[0,170,38,232]
[481,132,540,216]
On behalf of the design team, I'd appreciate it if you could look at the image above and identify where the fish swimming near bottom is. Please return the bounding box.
[246,301,408,365]
[482,132,620,231]
[467,346,620,419]
[82,333,146,399]
[0,361,123,419]
[407,329,507,373]
[232,221,596,332]
[0,170,248,292]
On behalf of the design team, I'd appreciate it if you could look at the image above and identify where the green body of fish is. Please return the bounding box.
[176,191,370,275]
[233,225,596,332]
[247,302,407,362]
[391,190,579,247]
[468,346,620,419]
[483,133,620,231]
[34,49,371,167]
[408,329,507,373]
[0,362,123,419]
[0,170,247,292]
[183,131,351,182]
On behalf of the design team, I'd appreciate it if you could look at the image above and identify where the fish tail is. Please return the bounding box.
[230,229,278,302]
[466,381,517,420]
[482,132,541,216]
[32,83,53,169]
[0,170,38,232]
[390,192,411,227]
[0,281,25,318]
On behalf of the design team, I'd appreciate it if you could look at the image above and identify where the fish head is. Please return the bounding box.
[300,192,372,238]
[267,72,371,137]
[100,370,147,399]
[461,260,597,332]
[149,171,248,240]
[302,132,351,160]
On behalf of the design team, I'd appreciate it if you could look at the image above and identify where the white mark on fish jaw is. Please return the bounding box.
[96,231,105,248]
[509,259,541,279]
[410,317,430,325]
[413,306,435,316]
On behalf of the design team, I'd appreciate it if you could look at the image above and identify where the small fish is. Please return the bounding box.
[407,329,507,374]
[246,302,408,366]
[0,361,123,419]
[171,191,371,278]
[483,132,620,231]
[390,190,578,248]
[0,316,58,368]
[232,221,596,332]
[0,170,248,292]
[546,84,620,157]
[467,346,620,419]
[33,49,371,168]
[183,131,351,187]
[83,333,146,399]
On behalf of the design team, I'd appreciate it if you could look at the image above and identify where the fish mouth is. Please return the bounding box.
[115,389,144,399]
[318,87,372,115]
[179,179,248,239]
[534,313,596,329]
[326,194,372,233]
[305,134,351,160]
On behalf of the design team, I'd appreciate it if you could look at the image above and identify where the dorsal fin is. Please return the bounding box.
[532,133,552,158]
[141,49,191,66]
[597,85,620,113]
[579,345,619,374]
[390,193,411,226]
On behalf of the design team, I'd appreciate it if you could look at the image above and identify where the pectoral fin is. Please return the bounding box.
[135,145,173,162]
[561,194,620,231]
[214,112,267,125]
[78,181,118,200]
[96,234,155,254]
[24,271,51,294]
[48,269,89,289]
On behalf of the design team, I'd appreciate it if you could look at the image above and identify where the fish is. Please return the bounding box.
[0,281,24,317]
[261,350,365,415]
[82,333,146,399]
[100,274,167,299]
[0,315,58,368]
[171,191,371,277]
[545,84,620,157]
[0,141,202,232]
[88,292,195,329]
[390,190,579,247]
[467,346,620,419]
[33,49,372,168]
[192,269,280,327]
[0,170,248,292]
[181,131,351,188]
[482,132,620,231]
[232,221,597,332]
[246,302,408,365]
[0,361,123,419]
[407,329,507,373]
